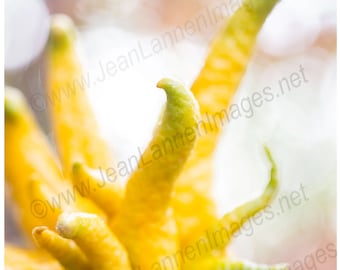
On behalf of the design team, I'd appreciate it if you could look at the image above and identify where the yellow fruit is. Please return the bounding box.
[5,0,288,268]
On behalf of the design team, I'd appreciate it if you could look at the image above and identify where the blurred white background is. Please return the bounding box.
[5,0,336,268]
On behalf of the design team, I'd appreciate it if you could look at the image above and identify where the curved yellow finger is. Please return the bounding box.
[72,162,122,217]
[193,0,280,115]
[57,212,130,270]
[195,147,279,253]
[32,226,90,270]
[113,78,200,270]
[47,14,121,191]
[5,87,64,191]
[173,0,280,247]
[5,245,63,270]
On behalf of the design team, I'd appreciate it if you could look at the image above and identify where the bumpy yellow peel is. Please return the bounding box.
[114,78,200,270]
[72,162,122,217]
[47,15,113,173]
[5,88,65,236]
[5,87,105,239]
[4,2,287,269]
[46,15,123,215]
[57,212,130,270]
[32,226,90,270]
[173,0,280,247]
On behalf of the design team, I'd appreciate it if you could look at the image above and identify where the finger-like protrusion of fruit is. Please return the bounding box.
[32,226,90,270]
[57,212,130,270]
[72,162,122,217]
[114,78,200,270]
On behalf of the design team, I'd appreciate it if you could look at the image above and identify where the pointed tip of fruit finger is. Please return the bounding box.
[32,226,49,236]
[48,14,76,52]
[5,87,25,121]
